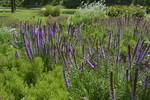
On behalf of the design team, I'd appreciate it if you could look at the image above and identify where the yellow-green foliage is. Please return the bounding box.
[41,5,62,17]
[0,57,68,100]
[0,35,68,100]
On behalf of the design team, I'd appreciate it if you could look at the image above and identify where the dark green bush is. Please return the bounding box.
[63,0,81,8]
[146,7,150,14]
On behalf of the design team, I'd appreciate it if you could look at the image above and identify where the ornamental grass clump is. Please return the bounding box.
[41,5,62,17]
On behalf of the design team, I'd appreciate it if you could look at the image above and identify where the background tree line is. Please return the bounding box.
[0,0,150,9]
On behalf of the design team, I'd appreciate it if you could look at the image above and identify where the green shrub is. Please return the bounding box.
[41,5,62,17]
[43,5,53,16]
[106,5,146,18]
[53,6,62,16]
[68,1,107,25]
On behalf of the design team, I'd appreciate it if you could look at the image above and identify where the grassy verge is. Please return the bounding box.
[0,7,76,20]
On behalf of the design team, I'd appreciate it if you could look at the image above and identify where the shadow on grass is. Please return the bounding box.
[62,11,76,15]
[0,11,11,13]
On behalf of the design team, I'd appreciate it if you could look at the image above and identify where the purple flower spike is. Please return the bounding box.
[116,48,120,63]
[63,70,70,89]
[136,52,143,63]
[36,30,40,50]
[126,70,130,81]
[142,46,149,60]
[93,61,97,67]
[133,38,141,60]
[86,59,95,68]
[100,44,105,59]
[88,47,92,56]
[118,28,121,44]
[15,50,20,58]
[25,46,31,60]
[78,26,81,38]
[49,27,54,37]
[108,32,112,49]
[28,41,33,56]
[13,32,18,43]
[144,76,148,88]
[114,36,116,48]
[71,27,75,37]
[20,22,23,35]
[57,25,61,32]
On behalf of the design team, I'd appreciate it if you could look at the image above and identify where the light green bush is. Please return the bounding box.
[68,1,107,25]
[41,5,62,17]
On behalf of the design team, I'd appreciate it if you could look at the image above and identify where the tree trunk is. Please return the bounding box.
[11,0,15,13]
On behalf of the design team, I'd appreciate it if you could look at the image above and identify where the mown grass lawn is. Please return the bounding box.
[0,7,76,21]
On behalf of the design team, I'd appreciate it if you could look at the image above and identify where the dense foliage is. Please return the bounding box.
[0,0,150,8]
[106,5,146,18]
[0,27,68,100]
[1,15,149,99]
[0,1,150,100]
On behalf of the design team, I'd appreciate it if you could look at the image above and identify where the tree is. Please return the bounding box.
[11,0,15,13]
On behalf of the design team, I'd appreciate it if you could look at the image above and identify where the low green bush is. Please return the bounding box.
[106,5,146,18]
[41,5,62,17]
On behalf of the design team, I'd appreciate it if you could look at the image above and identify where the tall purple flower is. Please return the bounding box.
[49,27,54,37]
[93,61,97,67]
[108,32,112,49]
[100,44,105,59]
[28,41,33,57]
[88,47,92,56]
[13,32,18,43]
[15,50,20,58]
[25,46,31,60]
[63,70,70,89]
[20,22,23,35]
[78,26,81,38]
[24,38,31,60]
[53,50,57,63]
[141,45,149,60]
[113,35,117,48]
[136,52,143,63]
[85,59,95,68]
[57,25,61,33]
[133,38,141,60]
[36,29,40,50]
[126,69,130,81]
[30,26,34,39]
[116,48,120,63]
[71,27,75,37]
[118,28,121,44]
[144,76,148,88]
